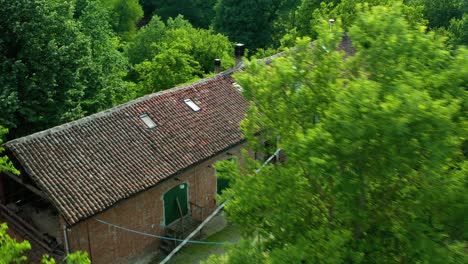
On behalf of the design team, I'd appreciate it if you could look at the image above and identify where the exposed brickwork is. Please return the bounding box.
[66,143,248,264]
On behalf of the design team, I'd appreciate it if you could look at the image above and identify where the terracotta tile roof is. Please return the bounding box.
[5,71,249,225]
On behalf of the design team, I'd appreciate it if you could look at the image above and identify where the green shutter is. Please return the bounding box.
[163,183,188,226]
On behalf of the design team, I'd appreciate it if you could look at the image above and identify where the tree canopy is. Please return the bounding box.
[101,0,143,40]
[0,223,31,263]
[407,0,466,29]
[213,0,287,51]
[141,0,217,29]
[0,223,91,264]
[205,3,468,263]
[0,127,19,175]
[0,0,130,139]
[126,15,234,95]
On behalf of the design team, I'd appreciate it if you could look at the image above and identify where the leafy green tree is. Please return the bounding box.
[407,0,466,29]
[125,16,168,66]
[134,46,201,94]
[0,0,86,137]
[126,15,233,95]
[76,0,132,110]
[0,223,30,263]
[0,0,129,139]
[0,127,19,175]
[42,251,91,264]
[101,0,143,40]
[0,223,90,264]
[294,0,427,40]
[210,3,467,263]
[126,15,233,71]
[141,0,217,29]
[296,0,335,38]
[213,0,286,51]
[448,14,468,46]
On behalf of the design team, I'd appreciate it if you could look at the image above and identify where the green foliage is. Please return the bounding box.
[296,0,335,38]
[270,0,302,49]
[41,255,55,264]
[0,127,19,175]
[125,16,168,66]
[77,0,132,111]
[41,251,91,264]
[134,47,200,94]
[141,0,217,29]
[0,223,31,264]
[0,0,81,134]
[407,0,466,29]
[202,240,266,264]
[219,3,467,263]
[65,251,91,264]
[213,0,287,51]
[0,0,129,139]
[42,251,91,264]
[126,15,233,95]
[295,0,427,39]
[101,0,143,40]
[404,0,467,47]
[1,223,90,264]
[127,16,233,70]
[448,14,468,46]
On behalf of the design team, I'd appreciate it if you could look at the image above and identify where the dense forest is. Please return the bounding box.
[1,0,467,263]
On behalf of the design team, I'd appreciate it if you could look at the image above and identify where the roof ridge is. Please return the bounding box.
[6,67,241,145]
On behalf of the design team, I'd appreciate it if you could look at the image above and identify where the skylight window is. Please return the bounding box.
[184,99,201,112]
[140,113,157,129]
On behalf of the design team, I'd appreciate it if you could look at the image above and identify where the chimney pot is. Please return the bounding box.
[235,43,245,66]
[214,59,221,74]
[329,19,335,32]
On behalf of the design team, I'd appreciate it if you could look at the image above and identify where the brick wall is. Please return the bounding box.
[65,143,250,264]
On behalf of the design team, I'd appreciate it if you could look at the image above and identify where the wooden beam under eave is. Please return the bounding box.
[2,171,50,201]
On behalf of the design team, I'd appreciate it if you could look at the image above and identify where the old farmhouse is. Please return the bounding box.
[0,64,252,263]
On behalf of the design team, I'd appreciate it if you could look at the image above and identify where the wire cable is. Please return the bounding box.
[96,219,235,245]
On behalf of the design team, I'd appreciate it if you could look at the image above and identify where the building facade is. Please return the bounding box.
[1,70,251,263]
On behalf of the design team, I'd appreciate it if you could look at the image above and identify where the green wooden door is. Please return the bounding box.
[164,183,188,226]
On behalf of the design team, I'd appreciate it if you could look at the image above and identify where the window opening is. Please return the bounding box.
[140,113,157,129]
[184,99,201,112]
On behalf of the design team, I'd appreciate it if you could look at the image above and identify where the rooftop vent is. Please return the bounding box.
[140,113,157,129]
[232,82,243,92]
[184,99,201,112]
